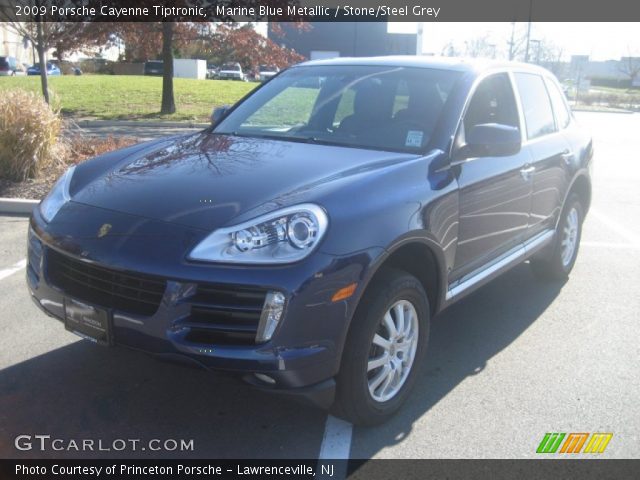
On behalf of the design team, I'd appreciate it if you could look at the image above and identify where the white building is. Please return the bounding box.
[0,24,34,65]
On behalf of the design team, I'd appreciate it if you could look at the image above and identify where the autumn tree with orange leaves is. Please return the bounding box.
[184,23,305,73]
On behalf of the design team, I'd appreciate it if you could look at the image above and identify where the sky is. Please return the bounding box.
[79,22,640,63]
[388,22,640,61]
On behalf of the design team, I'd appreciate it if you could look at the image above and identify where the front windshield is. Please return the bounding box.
[215,65,461,153]
[222,64,240,71]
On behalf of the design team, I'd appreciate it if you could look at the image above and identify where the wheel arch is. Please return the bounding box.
[353,234,448,320]
[570,172,592,214]
[558,171,592,228]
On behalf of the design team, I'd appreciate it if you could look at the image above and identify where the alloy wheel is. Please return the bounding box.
[367,299,419,403]
[561,207,579,267]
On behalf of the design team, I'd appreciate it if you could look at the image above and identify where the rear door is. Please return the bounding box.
[513,72,572,236]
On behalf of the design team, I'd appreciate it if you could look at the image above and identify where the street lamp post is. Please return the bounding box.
[530,39,541,64]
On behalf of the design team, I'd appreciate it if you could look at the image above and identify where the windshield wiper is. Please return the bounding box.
[219,131,322,145]
[214,131,408,153]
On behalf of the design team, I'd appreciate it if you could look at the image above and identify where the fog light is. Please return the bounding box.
[254,373,276,385]
[256,291,286,343]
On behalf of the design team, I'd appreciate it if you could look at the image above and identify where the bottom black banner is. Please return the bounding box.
[1,459,639,480]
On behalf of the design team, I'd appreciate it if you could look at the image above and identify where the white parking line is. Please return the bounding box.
[589,209,640,246]
[0,258,26,281]
[581,241,640,250]
[318,415,353,459]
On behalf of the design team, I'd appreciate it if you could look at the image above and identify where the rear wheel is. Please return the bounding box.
[531,193,584,280]
[332,269,430,426]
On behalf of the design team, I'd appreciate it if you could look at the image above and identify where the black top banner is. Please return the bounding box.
[0,0,640,22]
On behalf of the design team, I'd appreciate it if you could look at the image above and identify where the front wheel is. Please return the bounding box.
[332,269,430,426]
[530,193,584,280]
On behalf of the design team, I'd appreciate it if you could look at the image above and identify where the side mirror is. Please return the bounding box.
[462,123,521,158]
[211,105,230,126]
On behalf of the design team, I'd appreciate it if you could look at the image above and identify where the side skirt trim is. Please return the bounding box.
[446,230,555,301]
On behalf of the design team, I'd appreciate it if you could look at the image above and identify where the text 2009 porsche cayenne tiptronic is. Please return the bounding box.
[28,57,592,425]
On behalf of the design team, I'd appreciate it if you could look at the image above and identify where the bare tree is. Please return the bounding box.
[440,41,459,57]
[533,39,565,76]
[0,10,108,103]
[506,22,529,61]
[618,49,640,88]
[0,20,62,103]
[464,35,497,59]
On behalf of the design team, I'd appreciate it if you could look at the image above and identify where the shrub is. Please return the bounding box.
[67,134,137,163]
[0,89,62,181]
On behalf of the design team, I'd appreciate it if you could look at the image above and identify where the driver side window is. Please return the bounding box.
[463,73,520,135]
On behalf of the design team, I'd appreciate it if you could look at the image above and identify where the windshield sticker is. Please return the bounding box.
[405,130,424,147]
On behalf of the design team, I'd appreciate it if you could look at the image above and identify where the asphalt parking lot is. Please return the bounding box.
[0,112,638,460]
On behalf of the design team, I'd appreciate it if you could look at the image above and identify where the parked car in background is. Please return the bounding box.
[14,63,27,75]
[0,56,20,76]
[259,65,280,82]
[218,63,245,81]
[28,57,592,426]
[27,62,61,76]
[144,60,164,76]
[206,63,218,79]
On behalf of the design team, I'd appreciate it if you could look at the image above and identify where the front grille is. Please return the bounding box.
[181,284,267,345]
[27,229,43,285]
[47,249,166,316]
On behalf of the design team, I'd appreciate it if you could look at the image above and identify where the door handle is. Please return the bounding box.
[561,150,574,165]
[520,165,535,180]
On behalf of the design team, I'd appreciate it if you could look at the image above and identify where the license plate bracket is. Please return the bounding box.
[64,297,112,346]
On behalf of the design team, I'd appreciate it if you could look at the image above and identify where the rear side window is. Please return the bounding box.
[514,73,556,140]
[545,79,571,129]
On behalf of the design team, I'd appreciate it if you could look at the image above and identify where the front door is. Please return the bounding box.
[451,73,532,281]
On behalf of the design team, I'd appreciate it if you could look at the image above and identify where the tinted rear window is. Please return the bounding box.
[545,79,571,129]
[514,73,556,140]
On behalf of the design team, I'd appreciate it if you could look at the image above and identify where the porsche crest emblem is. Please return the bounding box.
[97,223,112,238]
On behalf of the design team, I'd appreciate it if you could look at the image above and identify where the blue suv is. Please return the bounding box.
[27,57,592,425]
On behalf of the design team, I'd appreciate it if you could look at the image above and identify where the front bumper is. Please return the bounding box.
[219,73,242,80]
[28,202,380,407]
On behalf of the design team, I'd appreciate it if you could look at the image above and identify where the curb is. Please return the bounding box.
[0,198,38,215]
[74,120,209,128]
[572,107,635,115]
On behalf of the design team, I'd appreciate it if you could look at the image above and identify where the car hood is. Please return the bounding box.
[69,132,419,231]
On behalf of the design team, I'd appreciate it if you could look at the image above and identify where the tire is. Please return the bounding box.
[530,193,584,280]
[332,269,430,426]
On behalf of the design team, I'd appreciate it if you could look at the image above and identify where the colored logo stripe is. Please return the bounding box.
[536,433,613,454]
[560,433,589,453]
[583,433,613,454]
[536,433,565,453]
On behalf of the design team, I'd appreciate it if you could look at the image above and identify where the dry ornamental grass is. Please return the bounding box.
[0,89,137,199]
[0,90,63,181]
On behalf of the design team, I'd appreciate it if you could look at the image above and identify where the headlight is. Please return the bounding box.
[188,203,328,264]
[39,166,76,223]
